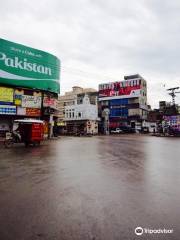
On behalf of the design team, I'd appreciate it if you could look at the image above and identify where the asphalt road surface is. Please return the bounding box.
[0,135,180,240]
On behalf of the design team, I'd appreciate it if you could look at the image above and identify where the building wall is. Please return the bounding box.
[64,94,98,121]
[58,86,97,121]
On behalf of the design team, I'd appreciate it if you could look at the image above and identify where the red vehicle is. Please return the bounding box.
[4,119,44,148]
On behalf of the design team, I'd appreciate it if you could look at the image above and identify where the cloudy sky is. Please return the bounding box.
[1,0,180,107]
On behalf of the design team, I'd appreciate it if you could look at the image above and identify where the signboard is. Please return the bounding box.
[22,95,41,108]
[99,79,141,100]
[0,105,16,115]
[164,115,180,130]
[57,122,66,126]
[17,107,41,116]
[26,108,41,117]
[43,107,55,115]
[14,89,24,105]
[43,96,58,109]
[0,87,14,103]
[0,39,60,93]
[17,107,26,115]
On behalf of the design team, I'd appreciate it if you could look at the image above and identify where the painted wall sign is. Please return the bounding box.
[21,95,41,108]
[0,39,60,93]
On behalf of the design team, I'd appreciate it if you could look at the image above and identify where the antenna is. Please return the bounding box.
[166,87,180,105]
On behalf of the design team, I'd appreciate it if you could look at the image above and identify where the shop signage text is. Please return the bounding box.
[0,39,60,93]
[26,108,41,117]
[0,87,14,103]
[0,52,52,76]
[17,107,41,117]
[99,79,141,100]
[43,96,58,109]
[22,95,41,108]
[0,105,16,115]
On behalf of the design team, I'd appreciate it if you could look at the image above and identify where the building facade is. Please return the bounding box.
[98,74,148,133]
[58,87,98,135]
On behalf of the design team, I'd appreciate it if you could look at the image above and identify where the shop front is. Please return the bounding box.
[42,93,58,137]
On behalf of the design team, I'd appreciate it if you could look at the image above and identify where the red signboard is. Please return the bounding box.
[26,108,41,117]
[43,96,58,109]
[99,79,142,99]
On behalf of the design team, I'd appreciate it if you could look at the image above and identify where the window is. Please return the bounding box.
[77,98,83,104]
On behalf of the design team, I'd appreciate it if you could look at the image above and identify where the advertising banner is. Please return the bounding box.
[0,87,14,103]
[0,39,60,93]
[99,80,141,100]
[0,105,16,115]
[14,89,24,105]
[164,115,180,130]
[43,96,58,109]
[17,107,26,115]
[21,95,41,108]
[26,108,41,117]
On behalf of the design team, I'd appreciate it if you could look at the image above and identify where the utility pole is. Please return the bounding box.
[102,108,110,135]
[166,87,180,105]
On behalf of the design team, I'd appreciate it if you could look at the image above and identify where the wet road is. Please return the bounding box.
[0,135,180,240]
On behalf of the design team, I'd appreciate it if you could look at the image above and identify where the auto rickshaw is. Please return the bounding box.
[4,119,44,148]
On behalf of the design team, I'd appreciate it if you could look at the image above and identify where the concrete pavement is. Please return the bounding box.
[0,135,179,240]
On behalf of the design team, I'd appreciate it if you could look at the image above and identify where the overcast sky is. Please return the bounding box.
[0,0,180,107]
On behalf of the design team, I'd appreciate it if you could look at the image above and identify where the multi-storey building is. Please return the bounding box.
[57,87,98,134]
[58,86,97,119]
[98,74,148,133]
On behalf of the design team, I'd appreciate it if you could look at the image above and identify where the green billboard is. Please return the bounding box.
[0,39,60,93]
